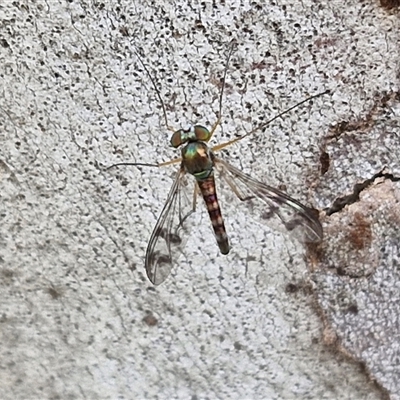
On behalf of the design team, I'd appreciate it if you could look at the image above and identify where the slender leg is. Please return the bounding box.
[212,90,330,152]
[219,168,254,202]
[207,42,237,142]
[212,135,247,152]
[157,157,182,167]
[132,47,176,133]
[180,183,198,226]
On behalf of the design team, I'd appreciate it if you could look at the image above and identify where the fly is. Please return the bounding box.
[108,43,328,285]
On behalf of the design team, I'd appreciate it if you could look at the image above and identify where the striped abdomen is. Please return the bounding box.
[197,176,230,255]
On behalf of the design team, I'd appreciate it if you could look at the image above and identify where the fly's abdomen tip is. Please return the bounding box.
[219,241,230,255]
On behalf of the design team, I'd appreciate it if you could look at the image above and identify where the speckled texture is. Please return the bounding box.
[1,1,399,399]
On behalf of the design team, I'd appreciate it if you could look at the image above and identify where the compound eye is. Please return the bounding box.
[170,130,183,148]
[194,125,211,141]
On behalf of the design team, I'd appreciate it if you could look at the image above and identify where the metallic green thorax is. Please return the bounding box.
[170,125,214,181]
[181,142,214,181]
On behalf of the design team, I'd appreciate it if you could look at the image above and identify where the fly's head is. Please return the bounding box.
[170,125,211,148]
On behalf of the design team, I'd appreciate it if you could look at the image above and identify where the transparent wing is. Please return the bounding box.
[145,166,197,285]
[214,157,323,243]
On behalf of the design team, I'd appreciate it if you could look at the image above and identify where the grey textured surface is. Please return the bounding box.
[1,1,399,399]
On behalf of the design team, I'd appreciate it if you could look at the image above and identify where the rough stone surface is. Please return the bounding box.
[1,1,399,399]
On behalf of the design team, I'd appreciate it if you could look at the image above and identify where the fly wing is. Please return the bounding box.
[145,166,196,285]
[214,157,323,243]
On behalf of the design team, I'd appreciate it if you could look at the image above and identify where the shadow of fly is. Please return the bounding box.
[108,42,327,285]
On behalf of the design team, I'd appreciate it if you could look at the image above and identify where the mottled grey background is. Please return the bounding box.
[1,1,399,399]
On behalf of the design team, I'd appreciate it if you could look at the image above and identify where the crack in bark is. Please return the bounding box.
[325,169,400,215]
